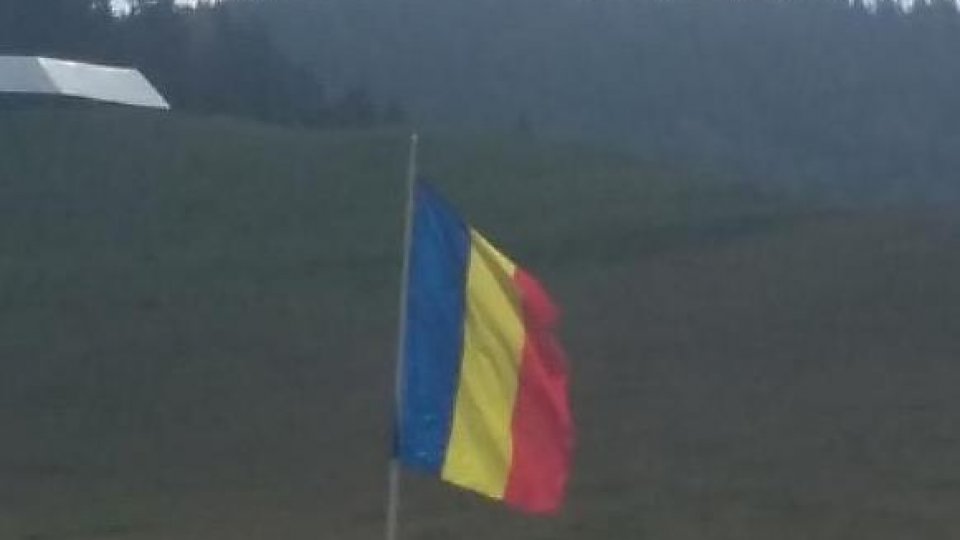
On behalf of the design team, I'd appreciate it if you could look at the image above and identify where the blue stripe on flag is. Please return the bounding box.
[397,182,470,473]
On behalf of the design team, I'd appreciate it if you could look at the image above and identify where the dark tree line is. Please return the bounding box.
[4,0,960,199]
[260,0,960,200]
[0,0,401,128]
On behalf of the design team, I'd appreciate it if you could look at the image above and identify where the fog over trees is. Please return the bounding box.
[3,0,960,198]
[260,0,960,199]
[0,0,392,127]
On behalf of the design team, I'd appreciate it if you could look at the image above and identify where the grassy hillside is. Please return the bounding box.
[2,109,959,539]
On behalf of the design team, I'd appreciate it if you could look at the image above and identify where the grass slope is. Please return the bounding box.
[1,109,959,539]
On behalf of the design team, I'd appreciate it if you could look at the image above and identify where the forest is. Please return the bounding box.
[258,0,960,199]
[3,0,960,196]
[0,0,397,127]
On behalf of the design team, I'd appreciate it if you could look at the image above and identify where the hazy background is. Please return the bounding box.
[2,1,960,539]
[5,0,960,201]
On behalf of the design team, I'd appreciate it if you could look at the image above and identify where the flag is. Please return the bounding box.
[396,181,573,514]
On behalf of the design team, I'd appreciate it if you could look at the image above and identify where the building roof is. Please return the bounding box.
[0,56,169,110]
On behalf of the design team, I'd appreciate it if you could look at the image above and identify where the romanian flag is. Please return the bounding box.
[396,182,573,514]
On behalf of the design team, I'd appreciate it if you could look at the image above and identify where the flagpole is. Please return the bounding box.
[386,132,419,540]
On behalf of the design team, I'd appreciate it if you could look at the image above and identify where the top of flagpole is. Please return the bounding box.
[0,56,170,110]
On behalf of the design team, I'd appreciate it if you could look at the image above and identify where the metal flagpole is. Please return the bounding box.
[385,132,419,540]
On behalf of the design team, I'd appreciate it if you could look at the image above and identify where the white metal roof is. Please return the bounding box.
[0,56,169,110]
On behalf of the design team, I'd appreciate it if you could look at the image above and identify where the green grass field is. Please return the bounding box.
[2,109,960,539]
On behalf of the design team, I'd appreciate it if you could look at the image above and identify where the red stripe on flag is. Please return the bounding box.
[503,269,573,514]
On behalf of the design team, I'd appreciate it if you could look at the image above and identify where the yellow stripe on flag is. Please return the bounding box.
[441,230,525,499]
